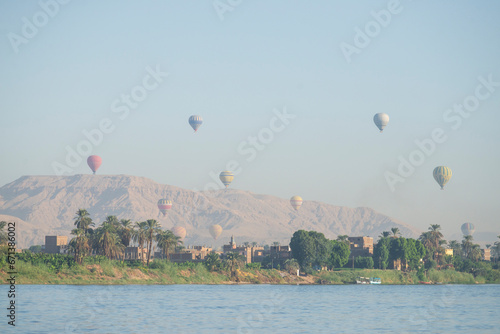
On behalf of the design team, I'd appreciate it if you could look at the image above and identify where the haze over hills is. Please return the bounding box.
[0,175,421,249]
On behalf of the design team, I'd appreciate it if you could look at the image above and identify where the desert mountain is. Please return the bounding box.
[0,175,421,249]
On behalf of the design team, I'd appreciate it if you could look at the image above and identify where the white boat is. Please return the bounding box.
[356,277,381,284]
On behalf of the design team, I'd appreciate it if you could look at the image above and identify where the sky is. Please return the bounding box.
[1,0,499,241]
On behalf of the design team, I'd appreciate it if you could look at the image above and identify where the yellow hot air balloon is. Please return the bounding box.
[433,166,452,190]
[171,226,187,241]
[219,171,234,188]
[290,196,303,210]
[209,224,223,240]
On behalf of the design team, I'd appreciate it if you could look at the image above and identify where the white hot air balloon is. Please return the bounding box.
[373,113,390,133]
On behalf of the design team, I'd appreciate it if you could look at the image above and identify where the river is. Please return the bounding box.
[1,284,499,333]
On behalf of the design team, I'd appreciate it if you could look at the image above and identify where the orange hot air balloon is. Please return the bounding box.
[171,226,187,241]
[209,224,223,240]
[87,155,102,174]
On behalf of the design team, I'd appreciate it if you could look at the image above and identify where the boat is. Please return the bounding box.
[419,281,433,285]
[356,277,381,284]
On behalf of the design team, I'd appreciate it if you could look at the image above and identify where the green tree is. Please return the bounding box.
[448,240,462,258]
[290,230,315,269]
[462,235,474,260]
[374,237,390,269]
[29,245,43,253]
[329,240,350,268]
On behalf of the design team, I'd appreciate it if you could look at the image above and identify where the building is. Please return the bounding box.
[44,236,68,254]
[222,236,264,264]
[348,236,373,259]
[482,249,491,261]
[445,249,454,256]
[167,246,213,263]
[124,247,148,262]
[269,245,292,267]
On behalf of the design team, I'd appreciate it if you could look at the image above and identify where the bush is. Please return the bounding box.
[354,257,374,269]
[424,259,437,270]
[246,263,261,270]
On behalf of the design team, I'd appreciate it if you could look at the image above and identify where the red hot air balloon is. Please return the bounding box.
[87,155,102,174]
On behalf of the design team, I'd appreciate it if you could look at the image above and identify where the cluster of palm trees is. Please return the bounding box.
[69,209,182,265]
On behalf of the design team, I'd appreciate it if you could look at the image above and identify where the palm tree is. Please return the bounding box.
[74,209,94,233]
[132,221,147,249]
[204,252,222,272]
[379,231,391,239]
[462,235,474,260]
[391,228,400,238]
[119,219,133,247]
[69,228,91,264]
[144,219,161,266]
[93,221,124,260]
[156,230,182,260]
[251,242,258,247]
[243,241,250,247]
[225,252,245,279]
[448,240,461,257]
[272,241,280,247]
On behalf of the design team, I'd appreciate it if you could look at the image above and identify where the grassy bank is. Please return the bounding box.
[1,252,497,285]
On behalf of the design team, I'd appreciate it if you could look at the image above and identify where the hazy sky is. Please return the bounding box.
[1,1,499,240]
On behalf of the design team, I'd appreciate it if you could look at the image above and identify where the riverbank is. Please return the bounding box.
[0,258,492,285]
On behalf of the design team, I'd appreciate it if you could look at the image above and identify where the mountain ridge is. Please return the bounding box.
[0,175,421,248]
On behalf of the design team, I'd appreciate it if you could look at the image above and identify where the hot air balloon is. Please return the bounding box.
[219,171,234,188]
[461,222,475,236]
[171,226,187,241]
[290,196,303,211]
[209,224,223,240]
[189,115,203,132]
[87,155,102,174]
[373,113,390,132]
[433,166,452,190]
[157,199,172,216]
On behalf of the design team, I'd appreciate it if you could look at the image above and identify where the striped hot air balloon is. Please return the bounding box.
[461,222,475,236]
[171,226,187,241]
[373,113,390,133]
[157,199,172,216]
[188,115,203,132]
[433,166,452,190]
[290,196,303,211]
[87,155,102,174]
[219,171,234,188]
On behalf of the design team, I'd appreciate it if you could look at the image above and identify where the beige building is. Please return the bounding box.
[445,249,454,256]
[44,236,68,254]
[222,236,265,264]
[124,247,148,262]
[348,236,373,259]
[168,246,213,263]
[482,249,491,261]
